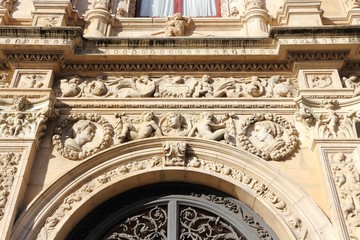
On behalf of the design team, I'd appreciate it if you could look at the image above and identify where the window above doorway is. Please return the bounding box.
[136,0,221,17]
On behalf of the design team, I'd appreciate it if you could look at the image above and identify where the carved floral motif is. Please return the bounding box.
[238,114,298,161]
[0,152,21,221]
[163,141,186,166]
[330,153,360,239]
[55,75,297,99]
[52,113,114,160]
[39,153,306,239]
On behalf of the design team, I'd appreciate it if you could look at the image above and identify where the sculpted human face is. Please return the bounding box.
[77,123,95,144]
[143,112,154,121]
[168,114,180,128]
[254,123,269,142]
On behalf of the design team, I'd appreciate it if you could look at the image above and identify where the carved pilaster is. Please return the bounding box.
[313,143,360,240]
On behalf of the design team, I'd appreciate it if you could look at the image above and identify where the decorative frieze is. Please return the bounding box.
[55,74,297,99]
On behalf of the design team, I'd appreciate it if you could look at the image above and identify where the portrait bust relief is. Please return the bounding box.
[53,113,114,160]
[238,114,298,161]
[160,112,191,136]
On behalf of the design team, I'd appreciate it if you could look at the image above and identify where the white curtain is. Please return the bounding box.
[183,0,216,17]
[139,0,174,17]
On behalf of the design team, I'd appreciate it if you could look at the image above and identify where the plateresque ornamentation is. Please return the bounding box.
[52,113,114,160]
[238,114,298,161]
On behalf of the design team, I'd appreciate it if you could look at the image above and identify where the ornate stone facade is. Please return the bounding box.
[0,1,360,240]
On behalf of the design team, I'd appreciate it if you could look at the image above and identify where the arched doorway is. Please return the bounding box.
[68,183,278,240]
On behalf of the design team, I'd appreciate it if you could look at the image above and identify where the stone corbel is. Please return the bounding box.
[32,0,76,27]
[276,0,323,26]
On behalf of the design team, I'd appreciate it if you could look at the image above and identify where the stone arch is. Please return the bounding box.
[11,137,335,240]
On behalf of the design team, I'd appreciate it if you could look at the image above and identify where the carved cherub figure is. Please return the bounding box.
[188,112,232,144]
[117,112,163,143]
[192,74,214,97]
[246,76,265,97]
[60,76,81,97]
[161,112,189,136]
[164,13,193,37]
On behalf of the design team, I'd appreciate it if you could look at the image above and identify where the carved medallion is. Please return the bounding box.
[160,112,191,136]
[238,114,298,161]
[52,114,113,160]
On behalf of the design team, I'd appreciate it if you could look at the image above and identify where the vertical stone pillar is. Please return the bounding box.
[243,0,269,37]
[0,69,55,240]
[84,0,112,37]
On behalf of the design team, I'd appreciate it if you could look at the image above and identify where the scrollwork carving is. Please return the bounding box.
[52,113,113,160]
[238,114,298,161]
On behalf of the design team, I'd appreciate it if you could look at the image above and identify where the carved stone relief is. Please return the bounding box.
[38,153,307,240]
[188,112,237,146]
[163,13,194,37]
[330,152,360,239]
[0,0,16,12]
[0,73,9,88]
[238,114,298,161]
[345,0,360,9]
[160,112,192,136]
[342,75,360,97]
[0,106,53,139]
[310,75,333,88]
[114,112,162,144]
[0,152,21,221]
[55,74,297,99]
[52,113,114,160]
[163,141,187,166]
[36,16,60,27]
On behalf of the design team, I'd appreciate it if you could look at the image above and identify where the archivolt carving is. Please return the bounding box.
[238,114,298,161]
[0,152,21,221]
[38,153,307,240]
[52,113,114,160]
[56,74,296,99]
[330,153,360,239]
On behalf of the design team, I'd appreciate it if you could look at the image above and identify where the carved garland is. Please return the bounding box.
[38,154,307,239]
[52,113,114,160]
[237,113,298,161]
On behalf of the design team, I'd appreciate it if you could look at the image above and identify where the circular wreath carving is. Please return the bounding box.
[52,113,114,160]
[237,113,298,161]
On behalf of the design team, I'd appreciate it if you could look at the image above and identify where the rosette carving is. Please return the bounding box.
[238,114,298,161]
[52,114,113,160]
